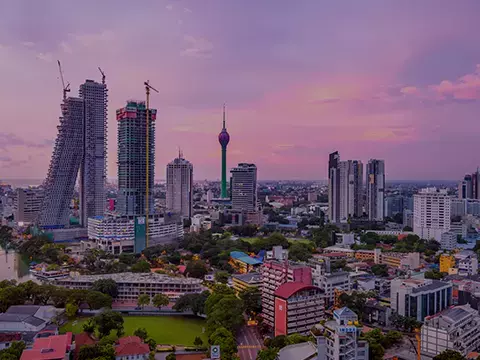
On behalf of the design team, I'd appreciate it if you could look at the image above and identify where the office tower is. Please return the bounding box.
[413,187,451,241]
[473,169,480,199]
[218,104,230,198]
[385,195,404,217]
[116,101,156,216]
[79,80,108,226]
[459,174,473,199]
[14,188,44,225]
[166,152,193,219]
[40,97,85,228]
[339,160,363,220]
[231,163,257,211]
[366,159,385,221]
[328,151,340,223]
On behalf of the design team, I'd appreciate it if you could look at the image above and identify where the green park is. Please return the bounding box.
[61,315,208,346]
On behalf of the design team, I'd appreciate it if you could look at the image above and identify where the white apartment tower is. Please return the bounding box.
[79,79,108,226]
[166,153,193,219]
[14,188,44,225]
[413,187,451,241]
[231,163,257,212]
[366,159,385,221]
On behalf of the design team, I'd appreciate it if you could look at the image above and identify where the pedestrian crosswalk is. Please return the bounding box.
[238,345,262,349]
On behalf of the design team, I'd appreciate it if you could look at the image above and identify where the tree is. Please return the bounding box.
[425,269,445,280]
[193,336,203,350]
[119,253,137,265]
[256,347,279,360]
[134,328,148,341]
[403,226,413,231]
[166,354,176,360]
[433,349,466,360]
[92,310,124,338]
[138,294,150,309]
[185,260,208,279]
[83,319,95,334]
[287,241,313,262]
[86,291,112,310]
[209,327,237,360]
[173,291,209,315]
[131,260,151,273]
[65,303,78,319]
[370,264,388,277]
[269,335,287,349]
[152,293,169,310]
[240,287,262,316]
[368,342,385,360]
[92,279,118,298]
[146,338,157,352]
[214,271,230,284]
[0,341,26,360]
[206,294,244,334]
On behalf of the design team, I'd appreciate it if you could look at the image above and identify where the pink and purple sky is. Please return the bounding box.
[1,0,480,181]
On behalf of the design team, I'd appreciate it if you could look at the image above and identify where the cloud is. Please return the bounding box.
[0,133,52,150]
[400,86,418,95]
[166,4,173,10]
[70,30,114,48]
[181,35,213,58]
[21,42,34,48]
[35,52,53,63]
[183,7,192,13]
[59,41,73,54]
[429,64,480,100]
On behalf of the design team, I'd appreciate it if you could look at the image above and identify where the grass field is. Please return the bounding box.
[61,316,207,345]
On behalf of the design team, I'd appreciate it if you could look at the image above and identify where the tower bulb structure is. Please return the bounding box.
[218,103,230,198]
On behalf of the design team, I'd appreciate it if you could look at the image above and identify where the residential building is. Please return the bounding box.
[266,246,288,261]
[413,187,451,242]
[115,336,150,360]
[218,104,230,198]
[421,304,480,357]
[232,273,262,294]
[40,97,85,228]
[403,209,413,228]
[0,333,22,351]
[190,214,211,232]
[229,251,263,274]
[363,299,392,326]
[55,272,202,300]
[339,160,363,220]
[316,271,350,306]
[391,278,453,321]
[20,332,72,360]
[366,159,385,221]
[73,332,96,360]
[116,101,156,216]
[455,251,478,276]
[274,283,324,336]
[439,254,456,273]
[166,153,193,219]
[0,305,61,333]
[231,163,257,212]
[328,151,341,223]
[314,307,369,360]
[87,214,183,254]
[440,231,457,251]
[13,187,43,225]
[78,79,108,226]
[261,260,312,327]
[374,249,420,270]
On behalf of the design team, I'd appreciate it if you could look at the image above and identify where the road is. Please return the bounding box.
[237,326,263,360]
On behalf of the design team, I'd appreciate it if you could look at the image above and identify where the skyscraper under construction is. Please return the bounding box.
[116,101,156,216]
[40,77,107,228]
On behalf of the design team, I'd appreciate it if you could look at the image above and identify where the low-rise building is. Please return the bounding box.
[274,283,324,336]
[314,307,369,360]
[55,272,203,300]
[374,249,420,269]
[232,273,262,294]
[229,251,263,274]
[0,305,61,333]
[391,278,453,321]
[313,271,350,306]
[277,341,317,360]
[440,254,456,273]
[20,332,72,360]
[455,251,479,276]
[440,231,457,251]
[115,336,150,360]
[421,304,480,357]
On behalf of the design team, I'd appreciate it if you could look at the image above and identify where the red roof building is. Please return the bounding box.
[73,332,97,360]
[115,336,150,359]
[20,332,72,360]
[274,283,324,337]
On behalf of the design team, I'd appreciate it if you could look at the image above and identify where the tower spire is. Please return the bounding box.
[223,103,226,130]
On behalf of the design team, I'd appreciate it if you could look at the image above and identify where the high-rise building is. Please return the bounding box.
[218,104,230,199]
[14,187,44,225]
[116,101,156,216]
[79,80,108,226]
[40,97,85,228]
[328,151,340,223]
[413,187,451,242]
[166,152,193,219]
[366,159,385,221]
[231,163,257,212]
[459,174,473,199]
[385,195,404,217]
[339,160,363,220]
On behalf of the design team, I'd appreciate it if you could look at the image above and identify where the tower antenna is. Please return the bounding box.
[223,103,226,129]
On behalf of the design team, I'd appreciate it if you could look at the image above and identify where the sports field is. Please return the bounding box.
[61,315,207,346]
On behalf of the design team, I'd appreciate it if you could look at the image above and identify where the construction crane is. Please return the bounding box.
[144,80,159,249]
[98,67,106,84]
[57,60,70,100]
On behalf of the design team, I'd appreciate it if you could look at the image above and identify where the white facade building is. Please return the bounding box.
[440,231,457,251]
[231,163,257,212]
[315,271,351,306]
[366,159,385,221]
[13,187,43,225]
[421,304,480,357]
[413,188,451,241]
[166,154,193,219]
[455,251,478,276]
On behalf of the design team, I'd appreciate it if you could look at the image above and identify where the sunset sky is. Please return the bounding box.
[1,0,480,181]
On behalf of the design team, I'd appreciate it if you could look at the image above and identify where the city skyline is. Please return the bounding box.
[1,1,480,180]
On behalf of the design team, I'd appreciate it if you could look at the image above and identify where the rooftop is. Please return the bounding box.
[55,272,202,285]
[115,336,150,356]
[230,251,263,265]
[20,333,72,360]
[274,283,321,299]
[277,341,317,360]
[232,273,262,284]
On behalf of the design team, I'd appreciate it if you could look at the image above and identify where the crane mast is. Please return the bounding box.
[57,60,70,100]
